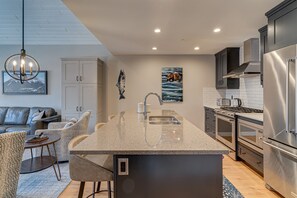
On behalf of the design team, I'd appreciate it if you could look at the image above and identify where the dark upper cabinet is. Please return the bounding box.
[258,25,268,86]
[266,0,297,52]
[215,48,240,89]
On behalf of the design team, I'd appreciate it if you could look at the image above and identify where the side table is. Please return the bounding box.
[21,134,61,181]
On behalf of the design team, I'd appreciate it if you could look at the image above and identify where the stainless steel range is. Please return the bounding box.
[215,107,263,160]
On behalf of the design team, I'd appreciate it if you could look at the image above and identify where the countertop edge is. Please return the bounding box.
[204,105,219,109]
[70,150,229,155]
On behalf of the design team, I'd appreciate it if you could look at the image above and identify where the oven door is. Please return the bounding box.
[216,114,236,151]
[238,119,263,150]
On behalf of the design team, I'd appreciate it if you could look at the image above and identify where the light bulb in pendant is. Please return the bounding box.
[29,62,33,74]
[12,60,17,74]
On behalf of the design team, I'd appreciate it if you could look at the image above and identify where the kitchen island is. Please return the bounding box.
[70,110,228,198]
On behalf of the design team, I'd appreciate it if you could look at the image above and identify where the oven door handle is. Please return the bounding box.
[263,140,297,160]
[216,114,235,122]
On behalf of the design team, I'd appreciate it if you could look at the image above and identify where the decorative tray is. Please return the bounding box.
[26,135,49,143]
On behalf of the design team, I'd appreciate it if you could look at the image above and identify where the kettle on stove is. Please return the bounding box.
[231,96,242,107]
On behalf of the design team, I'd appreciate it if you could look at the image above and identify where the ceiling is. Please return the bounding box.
[0,0,100,45]
[63,0,282,55]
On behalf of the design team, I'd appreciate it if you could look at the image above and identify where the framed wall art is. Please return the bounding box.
[2,71,48,95]
[162,67,183,102]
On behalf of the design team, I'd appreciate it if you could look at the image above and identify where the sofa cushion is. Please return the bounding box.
[0,107,9,125]
[5,125,31,133]
[4,107,30,125]
[26,107,57,124]
[0,125,12,134]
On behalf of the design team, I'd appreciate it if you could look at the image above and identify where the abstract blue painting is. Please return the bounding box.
[162,67,183,102]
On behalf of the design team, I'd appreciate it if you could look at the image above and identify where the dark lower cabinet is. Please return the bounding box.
[266,0,297,52]
[237,143,263,175]
[215,48,240,89]
[114,155,223,198]
[204,107,216,139]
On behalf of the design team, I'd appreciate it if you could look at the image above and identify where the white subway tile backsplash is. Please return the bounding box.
[203,87,225,107]
[203,76,263,110]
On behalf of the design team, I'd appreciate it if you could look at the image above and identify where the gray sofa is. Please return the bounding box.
[0,107,61,135]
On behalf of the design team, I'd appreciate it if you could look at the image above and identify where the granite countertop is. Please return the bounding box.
[236,113,263,122]
[204,105,220,109]
[70,110,228,155]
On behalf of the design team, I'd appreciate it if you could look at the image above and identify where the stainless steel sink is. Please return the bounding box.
[149,116,181,125]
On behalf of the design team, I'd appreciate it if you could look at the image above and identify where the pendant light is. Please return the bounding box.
[4,0,40,84]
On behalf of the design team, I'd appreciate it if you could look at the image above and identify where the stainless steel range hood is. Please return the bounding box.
[223,38,260,78]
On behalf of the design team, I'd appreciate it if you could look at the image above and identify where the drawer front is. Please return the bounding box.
[238,143,263,174]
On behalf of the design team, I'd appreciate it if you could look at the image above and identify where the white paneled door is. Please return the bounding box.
[61,58,104,133]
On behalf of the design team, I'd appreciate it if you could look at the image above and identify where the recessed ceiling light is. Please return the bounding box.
[154,28,161,33]
[152,47,157,50]
[194,47,200,50]
[213,28,221,33]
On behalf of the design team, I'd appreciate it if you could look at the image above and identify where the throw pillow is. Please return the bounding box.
[69,118,78,123]
[64,122,74,128]
[31,111,45,122]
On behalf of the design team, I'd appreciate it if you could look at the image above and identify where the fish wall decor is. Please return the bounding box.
[116,69,126,100]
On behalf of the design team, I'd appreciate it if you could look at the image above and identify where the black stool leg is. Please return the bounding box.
[92,182,96,198]
[96,181,101,192]
[78,182,85,198]
[108,181,112,198]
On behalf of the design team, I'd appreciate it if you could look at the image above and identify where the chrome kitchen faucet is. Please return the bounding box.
[143,92,163,119]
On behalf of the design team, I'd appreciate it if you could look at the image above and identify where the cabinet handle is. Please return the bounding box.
[118,158,129,176]
[76,106,79,111]
[240,149,246,155]
[76,76,79,81]
[80,76,82,81]
[80,106,82,112]
[256,161,262,165]
[259,136,263,140]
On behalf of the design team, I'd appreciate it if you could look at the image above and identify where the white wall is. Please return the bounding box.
[0,45,111,114]
[106,55,215,129]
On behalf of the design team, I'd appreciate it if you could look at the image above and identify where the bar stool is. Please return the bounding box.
[68,135,113,198]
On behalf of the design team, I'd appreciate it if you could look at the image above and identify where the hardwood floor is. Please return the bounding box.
[223,156,281,198]
[59,155,282,198]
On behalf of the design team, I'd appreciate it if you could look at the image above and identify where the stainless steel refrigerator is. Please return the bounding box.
[264,44,297,198]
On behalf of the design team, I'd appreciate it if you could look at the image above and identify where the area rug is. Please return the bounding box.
[223,176,244,198]
[17,162,71,198]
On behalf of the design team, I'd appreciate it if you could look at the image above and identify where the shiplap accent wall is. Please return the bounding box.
[0,0,100,45]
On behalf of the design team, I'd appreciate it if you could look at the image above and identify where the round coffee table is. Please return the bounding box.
[21,134,61,181]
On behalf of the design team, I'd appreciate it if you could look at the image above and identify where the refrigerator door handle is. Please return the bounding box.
[286,59,290,134]
[263,140,297,160]
[286,58,297,135]
[295,58,297,135]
